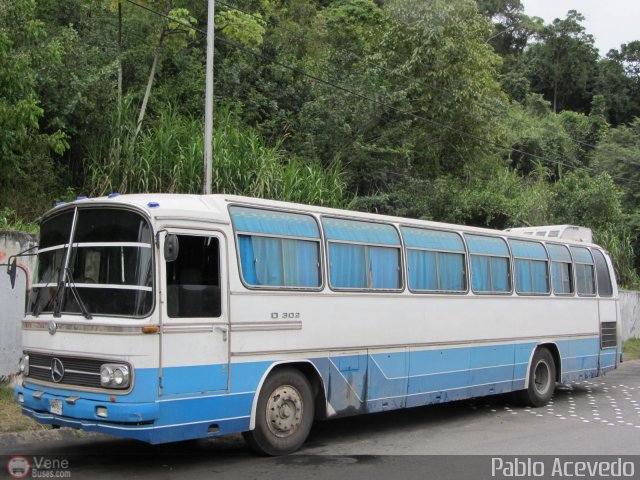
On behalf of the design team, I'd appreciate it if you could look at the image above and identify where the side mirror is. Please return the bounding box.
[7,258,17,289]
[164,235,179,262]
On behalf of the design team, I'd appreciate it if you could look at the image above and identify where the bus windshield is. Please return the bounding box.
[28,208,154,318]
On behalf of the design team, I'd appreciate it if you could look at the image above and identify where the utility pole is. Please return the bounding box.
[116,1,123,161]
[203,0,215,195]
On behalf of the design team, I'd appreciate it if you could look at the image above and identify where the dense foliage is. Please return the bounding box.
[1,0,639,287]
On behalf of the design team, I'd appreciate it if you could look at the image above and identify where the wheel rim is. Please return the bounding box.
[266,384,304,438]
[533,360,551,395]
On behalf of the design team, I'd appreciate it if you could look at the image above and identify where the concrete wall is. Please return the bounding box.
[620,290,640,340]
[0,231,37,379]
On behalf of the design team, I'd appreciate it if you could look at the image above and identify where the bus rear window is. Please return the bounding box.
[592,249,613,297]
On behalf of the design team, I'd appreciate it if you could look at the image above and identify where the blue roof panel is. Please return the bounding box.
[402,227,464,252]
[323,217,400,245]
[547,244,572,262]
[465,234,509,256]
[571,246,594,264]
[230,206,320,238]
[509,239,547,260]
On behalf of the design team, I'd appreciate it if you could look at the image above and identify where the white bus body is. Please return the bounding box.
[13,194,620,454]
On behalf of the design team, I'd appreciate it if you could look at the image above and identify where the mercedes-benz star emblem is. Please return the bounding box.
[51,358,65,383]
[48,321,57,336]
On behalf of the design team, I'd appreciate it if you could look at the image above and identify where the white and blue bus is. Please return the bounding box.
[10,194,620,455]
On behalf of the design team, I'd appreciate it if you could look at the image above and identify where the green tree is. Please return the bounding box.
[0,0,69,218]
[524,10,599,113]
[596,42,640,124]
[476,0,541,57]
[592,118,640,212]
[295,0,506,198]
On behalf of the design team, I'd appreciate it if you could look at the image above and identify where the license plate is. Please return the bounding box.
[49,399,63,416]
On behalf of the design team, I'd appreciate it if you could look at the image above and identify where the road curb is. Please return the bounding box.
[0,428,103,448]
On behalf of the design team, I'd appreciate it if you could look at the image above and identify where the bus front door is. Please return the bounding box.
[159,231,230,395]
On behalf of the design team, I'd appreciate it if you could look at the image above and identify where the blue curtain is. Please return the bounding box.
[439,253,465,291]
[472,255,509,292]
[253,237,284,286]
[330,243,399,289]
[491,257,509,292]
[238,235,258,285]
[408,250,437,290]
[552,262,571,294]
[330,243,366,288]
[282,239,319,287]
[370,246,400,289]
[576,264,595,295]
[530,260,548,293]
[238,235,320,287]
[471,255,491,291]
[515,259,532,293]
[515,259,547,293]
[408,251,464,291]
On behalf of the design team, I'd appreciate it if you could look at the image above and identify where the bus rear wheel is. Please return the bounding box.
[518,348,556,407]
[243,368,314,456]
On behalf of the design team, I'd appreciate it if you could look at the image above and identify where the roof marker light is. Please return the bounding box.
[148,202,160,208]
[76,196,88,201]
[108,193,120,198]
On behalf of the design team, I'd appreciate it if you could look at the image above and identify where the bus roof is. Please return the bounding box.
[44,193,602,249]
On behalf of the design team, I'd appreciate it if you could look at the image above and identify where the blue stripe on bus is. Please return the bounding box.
[17,336,610,444]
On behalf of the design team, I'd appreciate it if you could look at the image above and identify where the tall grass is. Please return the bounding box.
[85,100,347,208]
[594,225,640,290]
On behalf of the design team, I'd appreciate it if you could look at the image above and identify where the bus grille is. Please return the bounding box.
[600,322,617,349]
[26,352,110,389]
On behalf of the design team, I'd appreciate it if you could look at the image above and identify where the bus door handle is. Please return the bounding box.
[215,326,228,342]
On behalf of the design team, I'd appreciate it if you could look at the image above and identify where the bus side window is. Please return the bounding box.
[323,217,402,291]
[465,234,511,294]
[237,235,320,288]
[401,227,466,293]
[166,235,221,318]
[230,206,322,289]
[546,244,573,295]
[508,239,549,295]
[570,246,595,296]
[592,249,613,297]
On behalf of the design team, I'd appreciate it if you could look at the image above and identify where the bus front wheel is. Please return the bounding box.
[518,348,556,407]
[243,368,314,455]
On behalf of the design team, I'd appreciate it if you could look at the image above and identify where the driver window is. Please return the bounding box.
[166,235,221,318]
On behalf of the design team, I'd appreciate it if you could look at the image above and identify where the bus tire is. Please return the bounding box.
[518,348,556,407]
[243,368,314,456]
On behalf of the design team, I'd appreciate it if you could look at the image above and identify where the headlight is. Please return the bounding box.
[100,365,113,385]
[99,364,130,389]
[18,355,29,376]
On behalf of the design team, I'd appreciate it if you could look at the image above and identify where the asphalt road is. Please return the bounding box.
[2,361,640,479]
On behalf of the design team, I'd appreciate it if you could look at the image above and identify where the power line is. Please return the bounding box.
[123,0,640,186]
[218,0,606,153]
[218,1,640,184]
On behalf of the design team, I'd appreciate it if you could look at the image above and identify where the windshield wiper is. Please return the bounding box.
[32,281,50,317]
[33,267,62,317]
[64,268,93,320]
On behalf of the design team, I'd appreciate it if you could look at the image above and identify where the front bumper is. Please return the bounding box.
[16,384,160,442]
